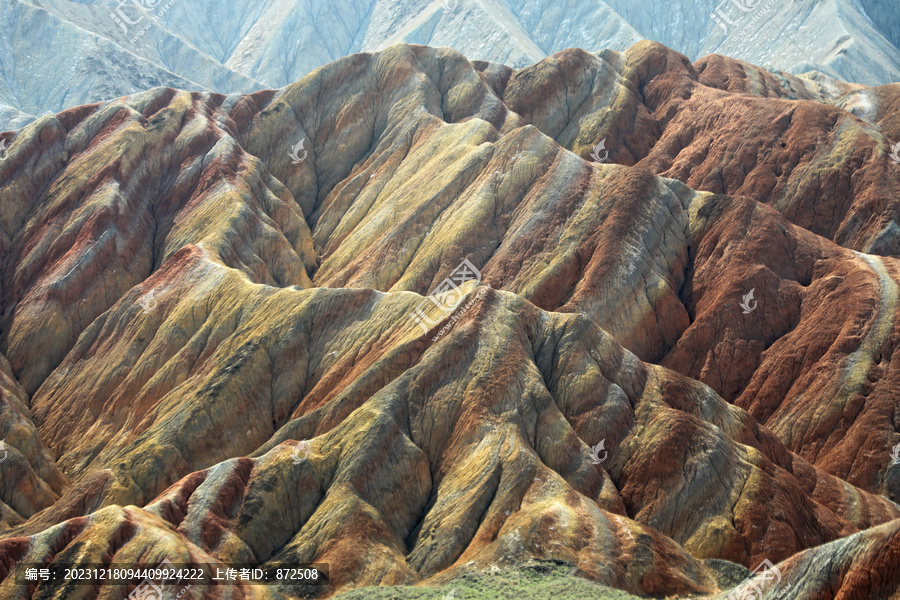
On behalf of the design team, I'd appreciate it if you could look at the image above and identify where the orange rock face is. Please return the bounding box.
[1,42,900,600]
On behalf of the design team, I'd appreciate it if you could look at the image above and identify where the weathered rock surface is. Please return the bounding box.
[1,42,900,599]
[3,0,899,130]
[711,518,900,600]
[499,44,900,255]
[0,354,67,530]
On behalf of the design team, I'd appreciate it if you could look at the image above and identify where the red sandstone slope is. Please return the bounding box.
[0,42,899,599]
[500,44,900,255]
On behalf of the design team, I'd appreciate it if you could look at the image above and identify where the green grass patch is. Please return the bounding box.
[330,560,643,600]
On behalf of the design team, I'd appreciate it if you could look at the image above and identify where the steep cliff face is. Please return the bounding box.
[1,42,900,599]
[3,0,899,130]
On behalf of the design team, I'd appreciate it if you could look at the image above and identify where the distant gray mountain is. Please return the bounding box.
[1,0,898,130]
